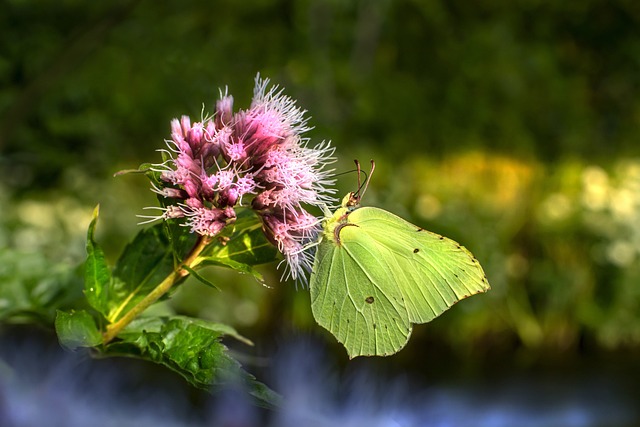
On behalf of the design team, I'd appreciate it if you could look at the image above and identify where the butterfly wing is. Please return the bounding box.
[310,206,489,358]
[348,207,490,325]
[310,231,412,358]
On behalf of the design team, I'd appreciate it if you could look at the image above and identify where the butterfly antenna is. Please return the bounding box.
[345,160,362,207]
[332,168,359,178]
[354,159,363,199]
[359,159,375,199]
[349,159,375,206]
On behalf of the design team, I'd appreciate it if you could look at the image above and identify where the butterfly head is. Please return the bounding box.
[342,191,361,209]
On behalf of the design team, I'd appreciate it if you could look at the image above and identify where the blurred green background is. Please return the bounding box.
[2,0,640,373]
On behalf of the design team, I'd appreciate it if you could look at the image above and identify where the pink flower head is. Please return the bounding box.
[260,207,320,281]
[145,74,337,282]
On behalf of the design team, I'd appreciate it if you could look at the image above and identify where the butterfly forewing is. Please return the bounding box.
[349,207,490,324]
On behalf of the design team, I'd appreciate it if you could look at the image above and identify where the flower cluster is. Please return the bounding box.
[142,76,336,280]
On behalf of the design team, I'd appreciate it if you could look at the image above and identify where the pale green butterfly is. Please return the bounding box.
[310,160,490,358]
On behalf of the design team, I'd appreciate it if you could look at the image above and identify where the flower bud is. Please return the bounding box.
[216,95,234,126]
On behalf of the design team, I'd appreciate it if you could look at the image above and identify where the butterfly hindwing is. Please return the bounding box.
[311,228,411,358]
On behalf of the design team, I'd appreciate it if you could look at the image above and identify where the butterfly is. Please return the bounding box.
[309,160,490,358]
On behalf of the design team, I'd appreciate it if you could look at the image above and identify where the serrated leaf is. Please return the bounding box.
[55,309,102,349]
[118,315,253,346]
[84,205,112,316]
[104,315,279,408]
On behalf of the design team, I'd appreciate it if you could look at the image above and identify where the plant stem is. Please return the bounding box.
[102,235,212,344]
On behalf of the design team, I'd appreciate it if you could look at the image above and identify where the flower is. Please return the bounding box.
[257,207,321,278]
[140,75,336,281]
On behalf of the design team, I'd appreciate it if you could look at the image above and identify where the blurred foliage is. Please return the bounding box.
[0,248,84,324]
[2,0,640,364]
[2,0,639,191]
[390,154,640,354]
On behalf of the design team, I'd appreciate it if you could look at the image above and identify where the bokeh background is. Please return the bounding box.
[2,0,640,424]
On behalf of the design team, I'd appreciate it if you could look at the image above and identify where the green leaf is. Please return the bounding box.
[163,218,199,263]
[107,223,177,322]
[118,315,253,346]
[84,207,200,324]
[200,209,278,282]
[55,309,103,349]
[181,265,220,291]
[113,162,153,177]
[105,315,279,408]
[84,205,112,316]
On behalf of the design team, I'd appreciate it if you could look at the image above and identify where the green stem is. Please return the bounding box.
[102,235,212,344]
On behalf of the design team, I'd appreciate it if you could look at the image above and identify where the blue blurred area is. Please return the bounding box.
[1,329,638,427]
[0,327,205,427]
